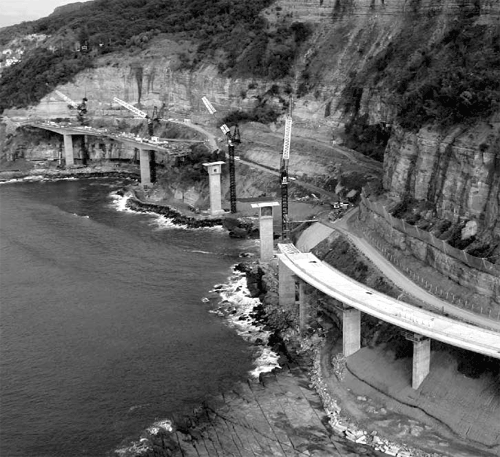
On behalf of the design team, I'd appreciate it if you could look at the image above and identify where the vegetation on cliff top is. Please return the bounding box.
[0,0,311,113]
[342,8,500,131]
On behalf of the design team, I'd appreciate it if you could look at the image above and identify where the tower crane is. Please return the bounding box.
[280,97,293,240]
[55,90,88,125]
[152,102,167,123]
[201,96,239,213]
[113,97,154,137]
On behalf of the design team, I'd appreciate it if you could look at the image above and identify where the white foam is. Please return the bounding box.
[149,213,188,230]
[212,269,281,378]
[109,192,135,213]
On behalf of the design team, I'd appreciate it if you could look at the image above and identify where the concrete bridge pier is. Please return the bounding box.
[298,280,309,333]
[278,257,296,311]
[139,149,156,187]
[251,201,279,262]
[407,333,431,389]
[203,161,225,215]
[63,134,74,167]
[343,305,361,357]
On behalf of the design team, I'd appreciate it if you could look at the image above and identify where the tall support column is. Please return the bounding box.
[342,305,361,357]
[298,280,309,333]
[278,257,296,310]
[81,135,88,166]
[251,201,279,262]
[410,334,431,389]
[139,148,151,187]
[63,134,74,167]
[149,151,156,184]
[203,161,225,215]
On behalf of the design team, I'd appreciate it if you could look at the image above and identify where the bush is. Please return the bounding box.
[222,103,281,125]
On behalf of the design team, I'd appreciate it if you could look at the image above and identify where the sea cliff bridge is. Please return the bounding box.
[276,242,500,389]
[25,121,207,186]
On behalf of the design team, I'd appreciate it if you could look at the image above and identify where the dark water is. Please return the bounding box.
[0,178,257,457]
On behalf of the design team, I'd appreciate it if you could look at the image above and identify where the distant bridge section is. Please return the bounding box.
[25,121,206,186]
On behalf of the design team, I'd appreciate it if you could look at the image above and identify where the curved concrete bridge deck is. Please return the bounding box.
[278,243,500,358]
[277,243,500,389]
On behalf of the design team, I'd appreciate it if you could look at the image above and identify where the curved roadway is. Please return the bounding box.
[277,243,500,359]
[324,210,500,332]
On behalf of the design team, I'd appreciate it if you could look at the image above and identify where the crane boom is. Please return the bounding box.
[202,96,217,115]
[202,95,238,213]
[55,90,79,108]
[113,97,148,118]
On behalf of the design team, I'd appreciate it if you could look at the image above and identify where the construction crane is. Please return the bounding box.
[113,97,154,137]
[55,90,88,125]
[201,96,239,213]
[152,102,167,123]
[280,97,293,240]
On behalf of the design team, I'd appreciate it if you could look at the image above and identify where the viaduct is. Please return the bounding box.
[26,121,204,186]
[26,121,500,390]
[276,242,500,389]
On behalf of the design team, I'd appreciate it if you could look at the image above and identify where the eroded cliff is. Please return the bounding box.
[3,0,499,293]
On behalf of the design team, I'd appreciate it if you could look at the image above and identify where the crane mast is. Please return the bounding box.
[55,90,79,108]
[281,98,293,240]
[202,96,238,213]
[55,90,88,125]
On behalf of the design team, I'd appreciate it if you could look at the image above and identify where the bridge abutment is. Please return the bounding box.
[342,305,361,357]
[63,134,74,167]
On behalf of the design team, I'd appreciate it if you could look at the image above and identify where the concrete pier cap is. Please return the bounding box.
[203,161,225,216]
[251,201,280,262]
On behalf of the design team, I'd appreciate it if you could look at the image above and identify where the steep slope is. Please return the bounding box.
[2,0,499,305]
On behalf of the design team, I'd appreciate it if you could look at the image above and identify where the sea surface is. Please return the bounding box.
[0,177,264,457]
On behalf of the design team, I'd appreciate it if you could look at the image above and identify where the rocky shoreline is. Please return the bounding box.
[117,259,452,457]
[0,163,140,182]
[3,167,495,457]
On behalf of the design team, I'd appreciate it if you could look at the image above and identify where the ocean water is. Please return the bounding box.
[0,177,264,457]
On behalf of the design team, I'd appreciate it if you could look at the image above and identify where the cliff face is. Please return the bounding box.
[5,0,499,250]
[384,124,500,242]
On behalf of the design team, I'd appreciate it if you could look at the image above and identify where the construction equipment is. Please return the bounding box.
[152,103,167,123]
[55,90,88,125]
[280,97,293,240]
[201,96,239,213]
[113,97,154,137]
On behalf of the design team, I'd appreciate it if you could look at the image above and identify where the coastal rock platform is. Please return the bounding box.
[143,362,377,457]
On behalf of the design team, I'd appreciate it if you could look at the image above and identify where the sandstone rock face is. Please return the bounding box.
[4,0,500,276]
[361,208,500,307]
[384,124,500,243]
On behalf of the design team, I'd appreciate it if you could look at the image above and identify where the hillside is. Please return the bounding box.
[1,0,499,307]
